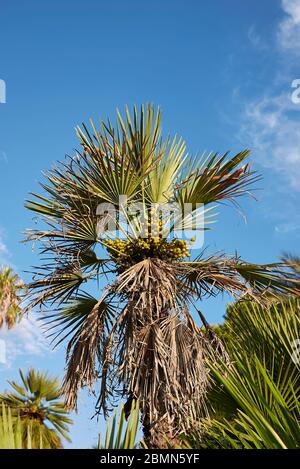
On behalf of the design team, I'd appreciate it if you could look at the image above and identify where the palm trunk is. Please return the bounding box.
[117,259,212,448]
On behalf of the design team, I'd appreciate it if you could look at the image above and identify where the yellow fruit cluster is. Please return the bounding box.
[105,237,190,264]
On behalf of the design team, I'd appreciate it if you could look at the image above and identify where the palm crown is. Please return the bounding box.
[0,369,72,448]
[0,267,24,329]
[25,105,300,447]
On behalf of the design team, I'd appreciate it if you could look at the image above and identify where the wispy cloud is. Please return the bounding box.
[238,92,300,190]
[278,0,300,54]
[0,150,8,164]
[275,221,300,234]
[236,0,300,233]
[240,1,300,191]
[0,232,10,265]
[0,316,50,368]
[248,24,268,51]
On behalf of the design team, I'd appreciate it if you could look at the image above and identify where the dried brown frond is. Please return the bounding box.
[178,253,300,302]
[62,295,113,410]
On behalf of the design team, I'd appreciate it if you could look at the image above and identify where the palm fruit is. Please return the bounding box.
[105,236,190,265]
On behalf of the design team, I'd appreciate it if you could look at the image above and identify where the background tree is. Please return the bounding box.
[0,267,24,329]
[24,105,300,447]
[183,296,300,449]
[0,368,72,448]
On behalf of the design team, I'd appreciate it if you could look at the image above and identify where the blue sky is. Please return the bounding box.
[0,0,299,448]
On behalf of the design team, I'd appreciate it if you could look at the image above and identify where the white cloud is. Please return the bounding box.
[0,233,10,265]
[238,1,300,192]
[275,221,300,233]
[0,239,7,256]
[278,0,300,53]
[239,92,300,190]
[0,316,50,368]
[248,25,268,51]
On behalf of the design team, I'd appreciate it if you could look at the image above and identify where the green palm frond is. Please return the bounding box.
[98,400,141,449]
[235,262,300,296]
[0,404,39,449]
[175,149,259,207]
[183,298,300,449]
[26,266,87,309]
[44,293,104,346]
[223,297,300,358]
[0,404,22,449]
[281,253,300,280]
[202,353,300,449]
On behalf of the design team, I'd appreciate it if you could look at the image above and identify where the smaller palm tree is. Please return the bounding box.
[0,369,72,448]
[183,297,300,449]
[0,267,24,329]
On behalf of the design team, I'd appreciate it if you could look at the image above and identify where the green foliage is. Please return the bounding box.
[0,403,40,449]
[184,298,300,449]
[0,404,23,449]
[98,400,140,449]
[0,369,72,448]
[224,297,300,361]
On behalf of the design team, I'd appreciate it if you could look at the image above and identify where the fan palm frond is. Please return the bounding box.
[179,254,300,301]
[175,149,259,207]
[182,298,300,449]
[200,352,300,449]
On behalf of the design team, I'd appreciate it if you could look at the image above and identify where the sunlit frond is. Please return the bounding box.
[175,149,259,208]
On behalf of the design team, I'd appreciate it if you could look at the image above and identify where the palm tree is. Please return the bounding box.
[0,267,24,329]
[0,368,72,448]
[24,104,300,447]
